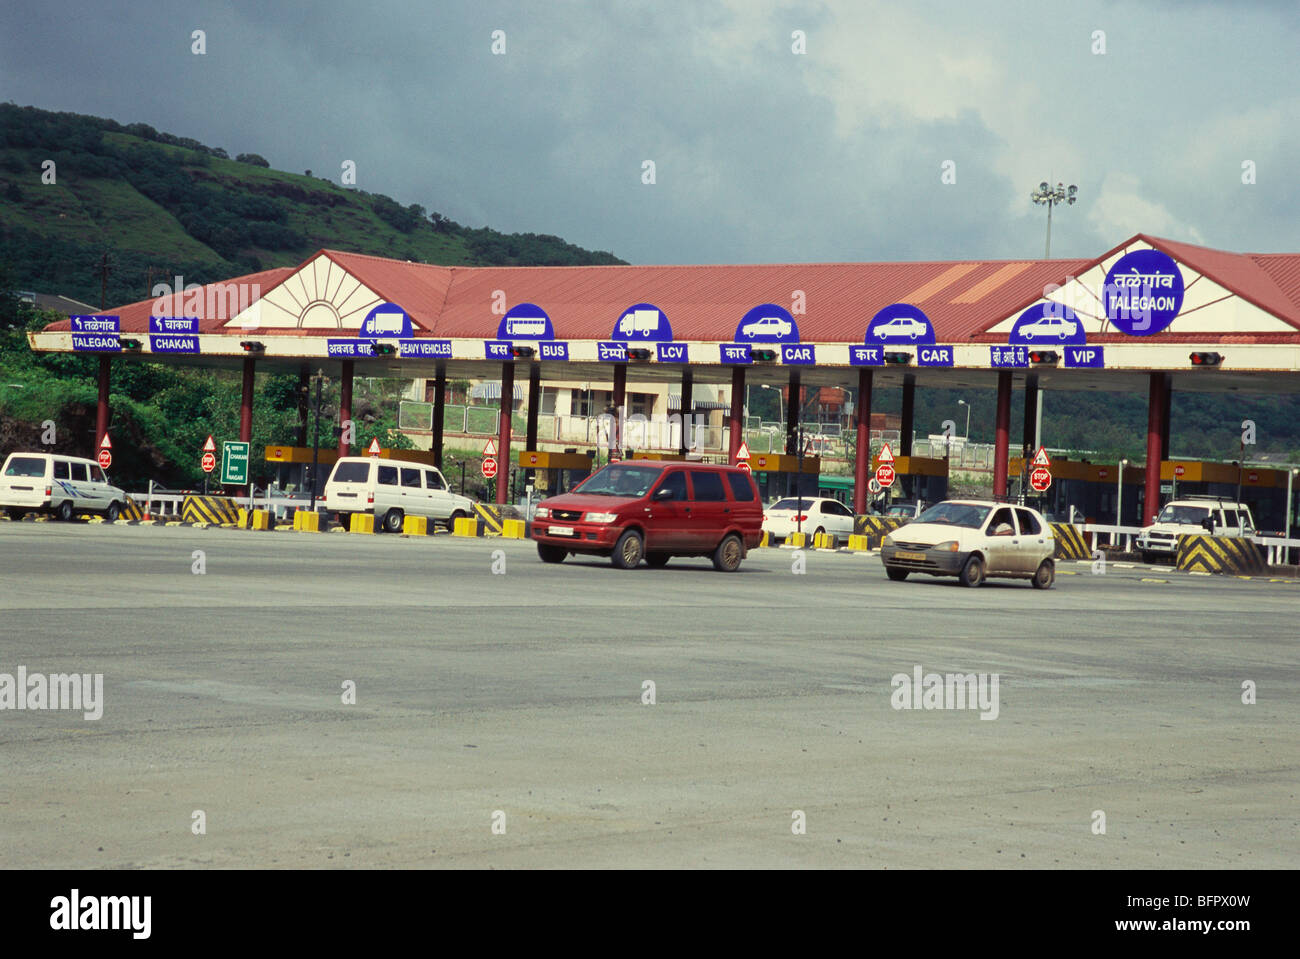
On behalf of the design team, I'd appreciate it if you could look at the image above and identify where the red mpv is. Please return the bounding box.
[531,460,764,571]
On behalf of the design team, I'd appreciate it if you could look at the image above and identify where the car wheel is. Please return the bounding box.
[537,543,567,564]
[1032,559,1055,590]
[958,554,984,588]
[447,509,467,530]
[382,509,404,533]
[886,567,909,581]
[56,500,74,522]
[104,502,121,522]
[5,507,26,521]
[612,529,644,569]
[712,533,744,572]
[645,552,670,568]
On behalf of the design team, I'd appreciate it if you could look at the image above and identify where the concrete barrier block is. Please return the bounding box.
[349,512,375,534]
[787,531,807,549]
[403,515,429,536]
[501,518,526,539]
[847,534,871,551]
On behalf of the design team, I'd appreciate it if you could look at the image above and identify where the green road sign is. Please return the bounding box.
[221,441,250,484]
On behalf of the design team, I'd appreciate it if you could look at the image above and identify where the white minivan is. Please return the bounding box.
[1,451,128,521]
[323,456,475,532]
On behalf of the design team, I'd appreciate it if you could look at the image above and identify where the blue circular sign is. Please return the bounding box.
[497,303,554,340]
[1010,302,1087,346]
[360,303,412,339]
[612,304,672,341]
[1103,249,1184,336]
[735,304,799,343]
[866,303,934,345]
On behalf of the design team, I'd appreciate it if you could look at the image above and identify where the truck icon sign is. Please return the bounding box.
[367,310,406,335]
[618,308,660,337]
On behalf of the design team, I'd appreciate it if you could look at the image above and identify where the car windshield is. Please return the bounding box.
[770,498,815,511]
[915,501,991,528]
[573,464,663,497]
[1157,504,1212,525]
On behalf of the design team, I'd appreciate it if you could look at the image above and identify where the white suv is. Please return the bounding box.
[323,456,475,532]
[1,452,128,521]
[1136,498,1254,563]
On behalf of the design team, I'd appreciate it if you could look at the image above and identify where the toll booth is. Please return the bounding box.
[1161,461,1292,534]
[518,450,594,498]
[1010,457,1145,527]
[264,445,340,499]
[748,452,821,502]
[882,455,949,506]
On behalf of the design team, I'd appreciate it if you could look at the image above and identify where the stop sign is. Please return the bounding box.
[738,462,751,473]
[875,463,895,488]
[97,448,112,470]
[201,451,216,473]
[482,457,498,479]
[1030,466,1052,492]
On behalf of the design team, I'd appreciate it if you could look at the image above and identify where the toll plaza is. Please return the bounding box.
[518,449,594,497]
[1161,460,1294,533]
[881,455,949,506]
[1010,456,1146,526]
[264,445,445,498]
[748,453,821,501]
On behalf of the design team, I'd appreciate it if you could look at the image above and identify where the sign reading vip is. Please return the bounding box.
[498,303,554,339]
[866,304,934,344]
[1064,346,1105,368]
[917,345,953,367]
[657,342,689,363]
[359,304,413,339]
[399,339,452,358]
[613,304,672,341]
[69,315,120,351]
[221,441,250,485]
[850,345,884,366]
[327,339,377,358]
[1103,249,1184,336]
[1009,302,1087,346]
[736,305,799,343]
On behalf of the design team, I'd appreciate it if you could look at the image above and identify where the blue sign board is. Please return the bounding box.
[1103,249,1184,336]
[598,341,627,362]
[990,346,1028,368]
[399,339,452,359]
[866,304,934,345]
[917,345,953,367]
[485,340,512,360]
[657,342,689,363]
[719,343,752,364]
[1009,302,1087,346]
[359,303,413,339]
[537,341,569,361]
[71,333,120,351]
[70,315,120,334]
[782,344,816,365]
[735,305,800,343]
[497,303,554,340]
[1064,346,1105,368]
[613,304,672,341]
[150,334,199,354]
[149,317,198,335]
[849,345,884,366]
[327,339,377,358]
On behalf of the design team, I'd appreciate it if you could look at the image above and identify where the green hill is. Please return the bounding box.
[0,102,624,308]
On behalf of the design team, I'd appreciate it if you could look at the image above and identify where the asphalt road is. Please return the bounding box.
[1,522,1296,868]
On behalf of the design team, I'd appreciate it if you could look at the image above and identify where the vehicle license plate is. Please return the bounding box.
[548,525,575,536]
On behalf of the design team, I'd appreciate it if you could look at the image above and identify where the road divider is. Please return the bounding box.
[1176,535,1265,574]
[349,513,376,534]
[472,503,504,535]
[402,515,429,536]
[453,516,486,537]
[1050,523,1089,560]
[182,495,239,527]
[501,518,526,539]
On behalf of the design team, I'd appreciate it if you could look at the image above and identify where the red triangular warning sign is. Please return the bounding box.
[877,443,895,464]
[1031,445,1051,468]
[202,435,216,453]
[99,434,112,449]
[482,438,498,457]
[736,441,751,460]
[367,437,382,456]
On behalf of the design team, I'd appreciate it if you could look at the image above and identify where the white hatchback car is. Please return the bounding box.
[323,456,475,532]
[763,496,856,540]
[880,499,1056,587]
[0,451,128,521]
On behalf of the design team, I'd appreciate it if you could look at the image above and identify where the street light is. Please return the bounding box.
[957,398,971,440]
[1031,180,1078,258]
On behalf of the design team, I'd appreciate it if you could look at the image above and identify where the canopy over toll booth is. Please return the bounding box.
[747,452,820,502]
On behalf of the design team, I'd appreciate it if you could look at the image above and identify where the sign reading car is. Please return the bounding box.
[734,304,799,343]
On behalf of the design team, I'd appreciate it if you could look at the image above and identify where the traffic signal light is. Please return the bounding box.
[119,338,142,351]
[752,349,778,362]
[626,348,651,360]
[239,340,264,352]
[883,352,911,365]
[1028,350,1059,364]
[1189,352,1223,366]
[510,345,535,358]
[372,342,397,356]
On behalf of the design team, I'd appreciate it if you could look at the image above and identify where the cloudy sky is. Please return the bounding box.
[4,0,1297,265]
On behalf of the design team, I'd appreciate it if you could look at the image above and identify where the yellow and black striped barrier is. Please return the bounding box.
[1176,535,1265,574]
[1050,523,1089,560]
[812,531,839,550]
[472,503,504,535]
[852,515,906,549]
[121,497,144,520]
[182,495,240,526]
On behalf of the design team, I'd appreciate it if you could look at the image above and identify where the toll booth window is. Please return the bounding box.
[53,460,71,480]
[1015,509,1041,535]
[378,465,399,486]
[655,471,688,501]
[5,457,46,477]
[690,471,726,501]
[400,468,422,489]
[726,472,756,501]
[425,470,446,491]
[331,462,370,484]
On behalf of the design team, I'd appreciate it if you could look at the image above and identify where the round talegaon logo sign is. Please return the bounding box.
[1103,249,1184,336]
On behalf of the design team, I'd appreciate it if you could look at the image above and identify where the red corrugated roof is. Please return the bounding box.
[319,250,453,332]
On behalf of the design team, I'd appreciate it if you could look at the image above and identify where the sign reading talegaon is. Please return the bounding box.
[1103,249,1185,337]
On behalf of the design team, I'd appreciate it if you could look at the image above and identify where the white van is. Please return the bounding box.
[1,452,128,521]
[1136,497,1255,563]
[323,456,475,532]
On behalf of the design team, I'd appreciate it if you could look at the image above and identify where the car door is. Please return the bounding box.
[982,506,1020,574]
[51,458,72,506]
[375,464,400,516]
[425,469,453,519]
[819,499,855,536]
[686,469,730,551]
[70,461,98,510]
[1014,508,1050,572]
[399,466,426,516]
[644,469,690,552]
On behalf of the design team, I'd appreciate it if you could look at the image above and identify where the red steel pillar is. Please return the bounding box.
[432,363,446,469]
[786,370,801,455]
[95,356,111,450]
[239,356,255,443]
[728,367,745,463]
[993,372,1012,499]
[853,368,873,515]
[612,363,627,455]
[1159,372,1172,460]
[1144,372,1166,526]
[337,360,353,460]
[496,361,514,504]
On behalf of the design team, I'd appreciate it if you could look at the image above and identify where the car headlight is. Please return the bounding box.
[585,512,618,523]
[935,540,960,552]
[535,507,549,519]
[882,534,894,547]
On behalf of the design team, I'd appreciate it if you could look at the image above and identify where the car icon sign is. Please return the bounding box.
[741,316,792,339]
[875,317,924,340]
[1020,316,1079,340]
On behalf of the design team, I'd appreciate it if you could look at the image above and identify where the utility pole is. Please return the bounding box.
[1030,182,1078,258]
[97,251,112,311]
